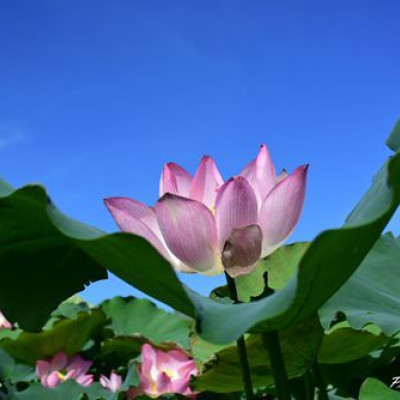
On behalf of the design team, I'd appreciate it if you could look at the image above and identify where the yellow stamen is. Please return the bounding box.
[57,372,67,381]
[163,369,175,378]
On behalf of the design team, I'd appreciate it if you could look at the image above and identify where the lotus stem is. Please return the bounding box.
[262,330,291,400]
[304,369,314,399]
[312,362,329,400]
[225,273,255,400]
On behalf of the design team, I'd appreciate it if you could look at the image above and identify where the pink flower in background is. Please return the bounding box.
[35,351,93,388]
[100,371,122,393]
[105,145,308,277]
[0,310,12,330]
[129,344,198,399]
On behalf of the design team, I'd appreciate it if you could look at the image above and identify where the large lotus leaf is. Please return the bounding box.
[99,336,142,368]
[1,132,400,343]
[0,310,106,365]
[100,297,191,349]
[318,325,390,364]
[8,381,116,400]
[319,233,400,336]
[0,179,107,331]
[359,378,400,400]
[193,317,322,392]
[0,349,34,384]
[190,335,232,365]
[51,296,91,320]
[387,117,400,152]
[194,320,390,392]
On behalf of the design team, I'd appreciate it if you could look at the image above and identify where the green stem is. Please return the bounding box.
[312,362,329,400]
[304,369,314,400]
[262,331,291,400]
[225,273,254,400]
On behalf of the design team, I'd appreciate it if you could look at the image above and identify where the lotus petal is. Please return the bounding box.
[155,194,222,275]
[259,164,308,257]
[215,176,258,249]
[189,156,223,208]
[240,144,276,205]
[160,162,192,197]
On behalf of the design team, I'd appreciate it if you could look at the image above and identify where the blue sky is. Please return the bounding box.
[1,0,400,305]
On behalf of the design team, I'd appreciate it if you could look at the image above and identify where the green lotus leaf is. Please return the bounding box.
[0,310,106,365]
[0,349,34,384]
[8,381,116,400]
[387,117,400,152]
[319,233,400,336]
[318,325,390,364]
[100,297,191,349]
[359,378,400,400]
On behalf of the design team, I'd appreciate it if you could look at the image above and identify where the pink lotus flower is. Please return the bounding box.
[100,371,122,393]
[35,351,93,388]
[0,310,12,330]
[129,344,198,398]
[105,145,307,277]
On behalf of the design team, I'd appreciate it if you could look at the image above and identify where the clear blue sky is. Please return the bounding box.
[1,0,400,305]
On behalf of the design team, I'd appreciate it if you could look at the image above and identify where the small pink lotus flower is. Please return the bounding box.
[35,351,93,388]
[100,371,122,393]
[129,344,198,399]
[0,310,12,330]
[105,145,307,277]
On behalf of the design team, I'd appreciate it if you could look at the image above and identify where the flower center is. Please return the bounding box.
[149,368,178,395]
[57,371,67,381]
[162,368,176,379]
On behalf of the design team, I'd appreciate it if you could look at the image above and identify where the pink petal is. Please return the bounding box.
[104,197,170,260]
[138,373,154,395]
[240,145,276,205]
[156,372,172,395]
[189,156,223,208]
[46,371,61,388]
[35,360,50,379]
[66,355,92,377]
[167,349,191,364]
[100,375,109,388]
[109,372,122,392]
[141,344,158,377]
[50,351,68,371]
[160,162,192,197]
[0,310,12,330]
[155,348,171,372]
[164,350,197,377]
[170,374,191,395]
[76,374,94,387]
[222,224,263,277]
[141,343,157,364]
[3,321,12,329]
[176,360,198,378]
[155,194,222,275]
[259,164,308,257]
[214,176,258,249]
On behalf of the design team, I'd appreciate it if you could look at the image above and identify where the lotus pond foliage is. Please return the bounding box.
[1,119,400,399]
